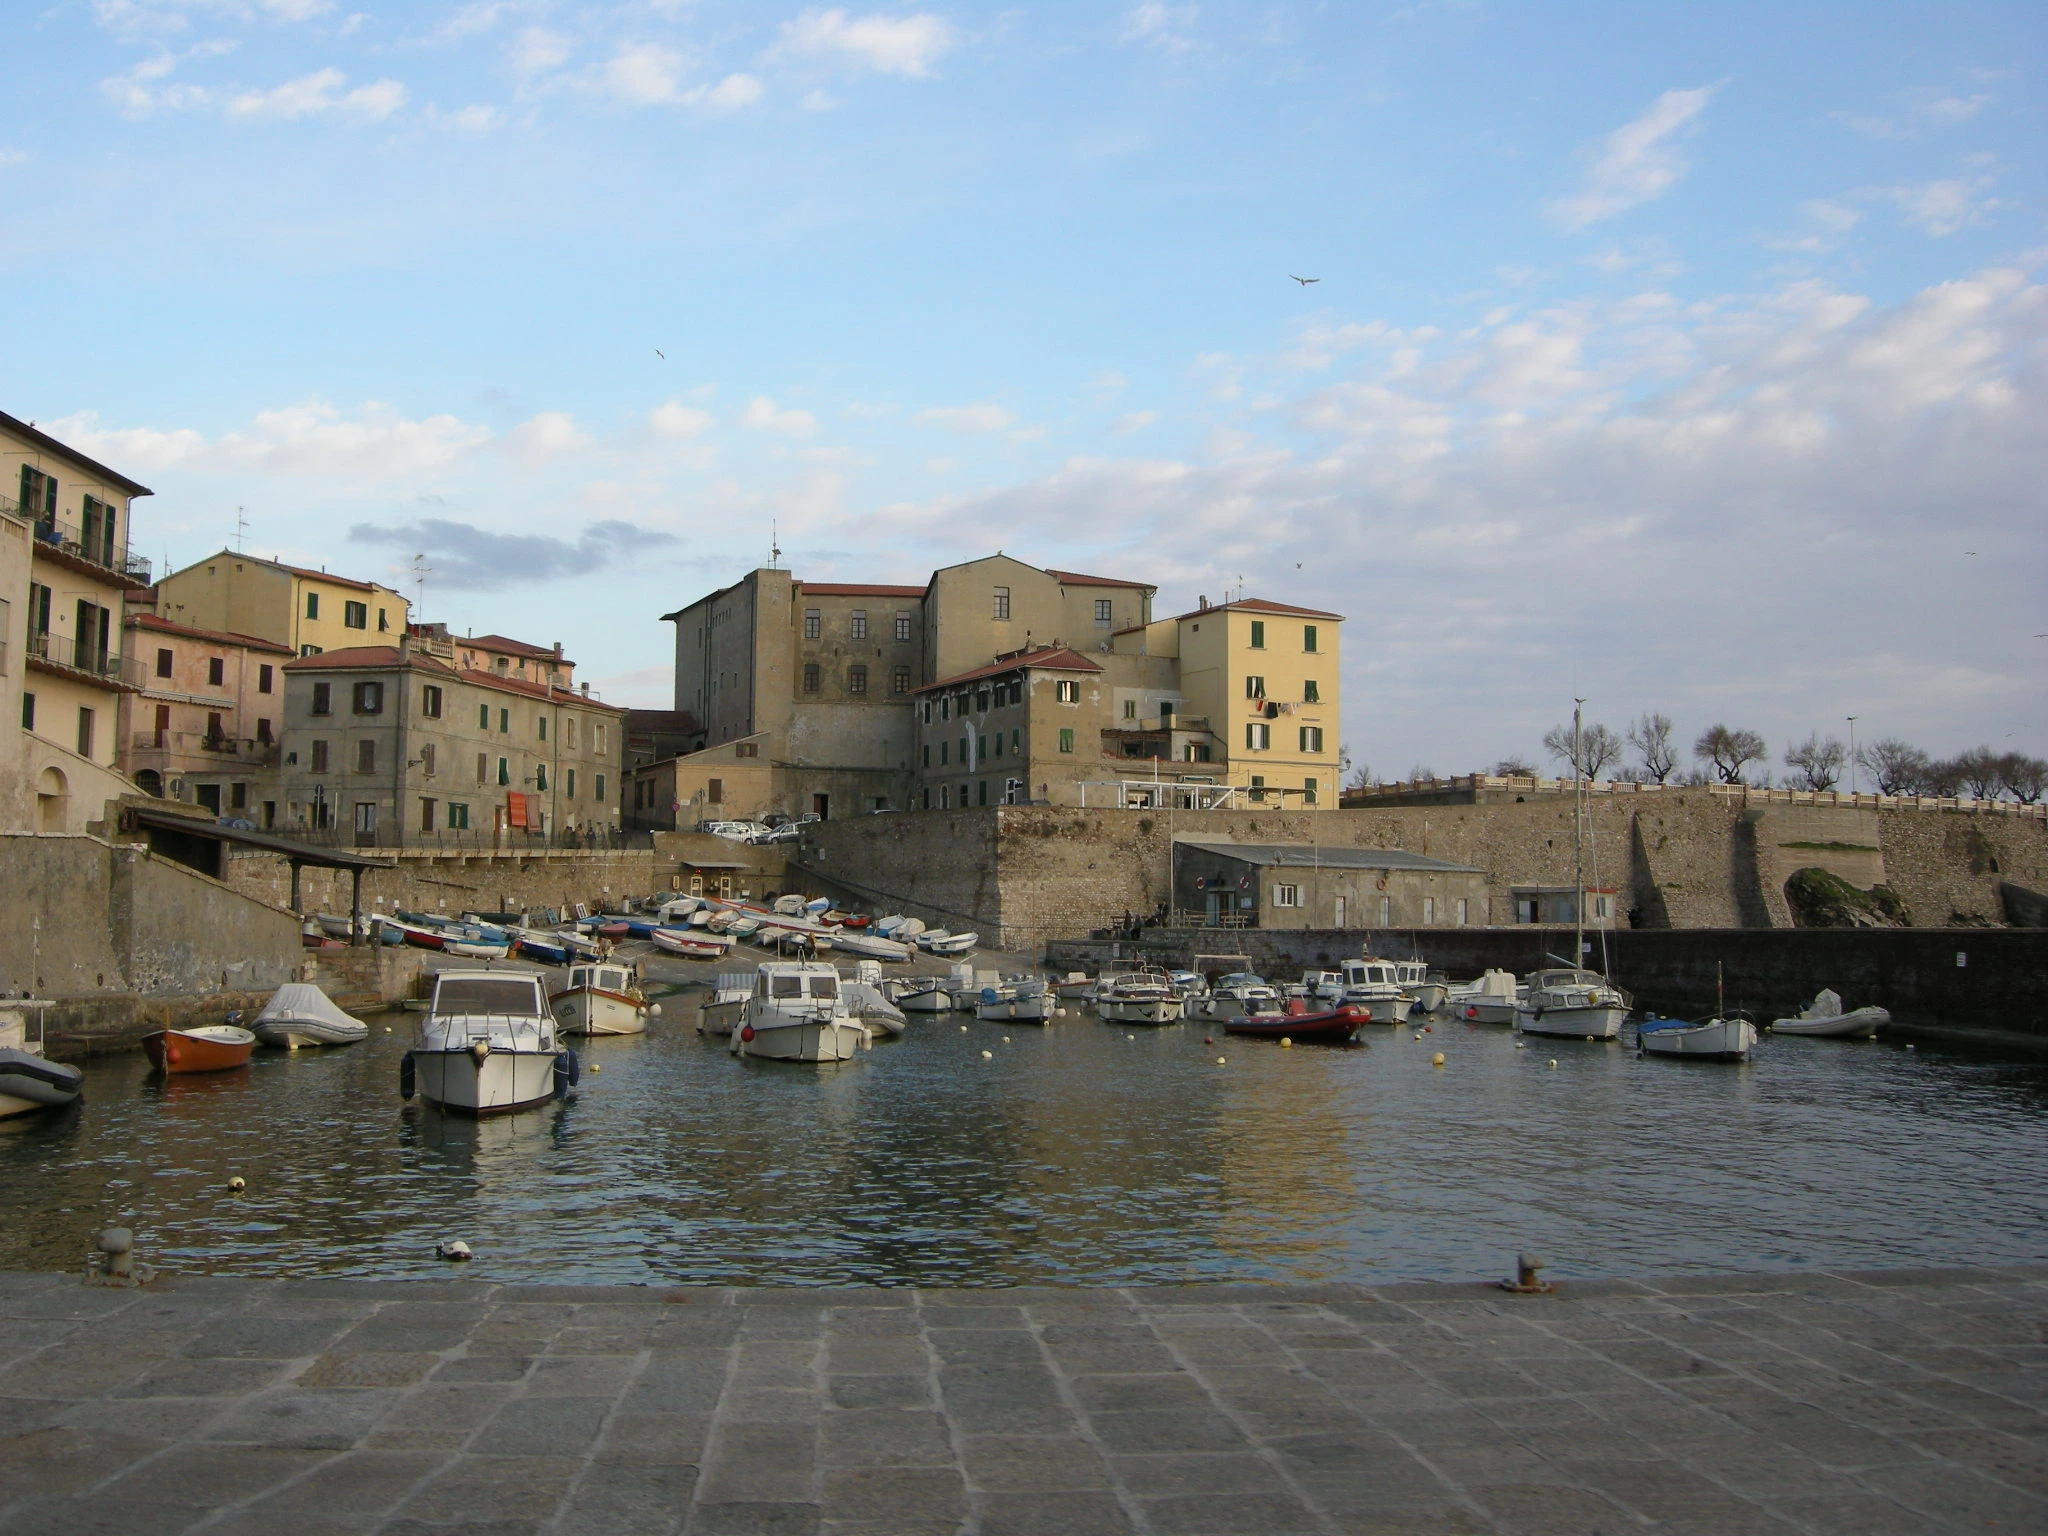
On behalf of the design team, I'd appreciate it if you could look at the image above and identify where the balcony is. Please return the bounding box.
[27,631,144,689]
[130,729,279,766]
[5,494,153,586]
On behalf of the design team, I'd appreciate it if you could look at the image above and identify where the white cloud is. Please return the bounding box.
[426,103,501,133]
[777,8,954,77]
[590,46,762,112]
[100,53,215,116]
[434,1,508,42]
[502,411,590,463]
[1122,3,1198,52]
[0,149,27,169]
[916,403,1016,434]
[45,401,491,480]
[1549,85,1718,231]
[650,400,713,439]
[225,68,406,121]
[694,73,765,113]
[801,88,838,112]
[1874,176,2004,237]
[508,27,573,77]
[1838,89,1994,141]
[741,397,816,437]
[1109,411,1159,435]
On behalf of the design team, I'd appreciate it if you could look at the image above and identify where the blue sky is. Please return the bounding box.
[11,1,2045,779]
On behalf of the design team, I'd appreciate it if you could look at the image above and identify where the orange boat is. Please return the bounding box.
[142,1025,257,1074]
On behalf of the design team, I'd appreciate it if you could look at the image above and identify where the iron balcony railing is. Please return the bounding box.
[4,493,152,584]
[130,730,279,765]
[28,631,144,686]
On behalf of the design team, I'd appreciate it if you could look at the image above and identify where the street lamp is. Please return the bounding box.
[1847,717,1858,796]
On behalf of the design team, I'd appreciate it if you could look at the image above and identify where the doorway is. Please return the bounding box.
[1333,895,1346,929]
[812,793,830,820]
[354,801,378,847]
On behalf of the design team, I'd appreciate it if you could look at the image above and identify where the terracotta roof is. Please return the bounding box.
[452,668,627,714]
[464,633,568,663]
[797,584,926,598]
[127,613,295,656]
[283,646,436,673]
[0,409,154,497]
[183,550,391,594]
[916,645,1103,693]
[1047,568,1155,590]
[1167,597,1344,623]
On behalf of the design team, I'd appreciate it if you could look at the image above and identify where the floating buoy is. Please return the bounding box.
[384,1026,393,1034]
[1203,1036,1213,1045]
[1430,1052,1444,1068]
[1412,1033,1422,1041]
[227,1175,246,1192]
[1279,1037,1292,1048]
[1905,1043,1916,1051]
[436,1240,473,1262]
[1514,1041,1526,1050]
[1002,1036,1011,1043]
[1126,1034,1136,1041]
[980,1050,992,1060]
[960,1024,968,1031]
[1422,1025,1432,1034]
[589,1063,601,1073]
[1547,1059,1558,1070]
[1215,1056,1227,1065]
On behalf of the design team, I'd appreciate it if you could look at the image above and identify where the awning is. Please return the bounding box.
[123,807,394,869]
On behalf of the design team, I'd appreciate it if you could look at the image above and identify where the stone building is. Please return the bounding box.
[1,409,154,834]
[119,612,293,818]
[274,638,625,849]
[154,550,410,658]
[1171,840,1488,931]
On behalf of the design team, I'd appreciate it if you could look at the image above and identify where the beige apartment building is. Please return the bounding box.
[119,612,294,819]
[274,638,625,849]
[2,410,153,834]
[154,550,410,658]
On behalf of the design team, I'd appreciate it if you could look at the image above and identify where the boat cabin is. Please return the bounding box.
[755,962,840,1000]
[1341,958,1400,990]
[565,963,637,1000]
[430,971,548,1017]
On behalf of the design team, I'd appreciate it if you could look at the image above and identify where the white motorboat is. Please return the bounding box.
[1193,973,1282,1022]
[732,961,868,1062]
[975,979,1052,1023]
[1301,970,1347,1005]
[404,969,571,1115]
[1394,960,1448,1013]
[442,937,513,960]
[1096,970,1182,1025]
[551,962,654,1036]
[698,973,756,1036]
[1514,968,1630,1040]
[844,978,908,1041]
[890,976,956,1012]
[1448,968,1522,1025]
[920,931,979,956]
[1638,1015,1758,1060]
[251,983,369,1048]
[1051,972,1096,1000]
[651,927,733,959]
[1339,957,1413,1024]
[0,999,80,1118]
[1770,989,1889,1038]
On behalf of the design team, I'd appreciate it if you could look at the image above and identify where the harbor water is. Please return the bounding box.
[4,1010,2045,1286]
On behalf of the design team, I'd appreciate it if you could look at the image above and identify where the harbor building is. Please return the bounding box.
[272,634,625,848]
[153,550,410,658]
[118,612,294,816]
[1,410,154,834]
[1170,841,1487,930]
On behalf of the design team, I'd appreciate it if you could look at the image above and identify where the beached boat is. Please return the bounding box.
[1224,1004,1366,1044]
[920,931,979,956]
[251,984,369,1048]
[385,918,447,951]
[1339,957,1413,1024]
[825,928,914,961]
[1638,1014,1758,1061]
[1514,968,1630,1040]
[143,1023,256,1074]
[551,962,652,1036]
[651,927,733,959]
[0,1000,80,1118]
[732,961,867,1062]
[442,937,513,960]
[1770,989,1889,1038]
[510,928,574,965]
[1449,968,1521,1025]
[405,969,570,1114]
[1097,971,1182,1025]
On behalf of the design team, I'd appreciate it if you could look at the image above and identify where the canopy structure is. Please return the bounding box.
[122,807,394,944]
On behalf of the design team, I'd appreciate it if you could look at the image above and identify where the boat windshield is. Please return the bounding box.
[434,977,544,1016]
[808,975,839,999]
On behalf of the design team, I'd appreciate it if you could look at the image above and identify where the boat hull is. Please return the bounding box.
[412,1049,558,1114]
[1640,1018,1758,1060]
[1098,996,1181,1025]
[1224,1006,1365,1043]
[143,1027,256,1074]
[1346,993,1413,1025]
[976,995,1052,1023]
[1459,1000,1518,1025]
[698,998,745,1037]
[552,987,648,1036]
[0,1050,83,1115]
[1409,983,1448,1013]
[895,987,954,1012]
[1515,1005,1627,1040]
[1769,1007,1888,1038]
[253,1020,369,1049]
[731,1020,867,1062]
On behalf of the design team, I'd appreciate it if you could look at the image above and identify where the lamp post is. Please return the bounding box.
[1847,716,1858,796]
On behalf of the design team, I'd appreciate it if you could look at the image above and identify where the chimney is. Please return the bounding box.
[398,632,411,660]
[553,642,563,658]
[1198,594,1209,610]
[580,682,590,697]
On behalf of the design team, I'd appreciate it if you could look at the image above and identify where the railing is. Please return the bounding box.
[1339,773,2047,818]
[1169,908,1254,929]
[269,825,652,853]
[127,730,279,766]
[4,494,151,584]
[27,631,143,686]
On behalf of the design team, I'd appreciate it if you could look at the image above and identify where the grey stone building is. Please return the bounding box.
[1171,840,1488,931]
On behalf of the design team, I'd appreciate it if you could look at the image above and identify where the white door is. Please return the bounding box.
[1333,896,1346,928]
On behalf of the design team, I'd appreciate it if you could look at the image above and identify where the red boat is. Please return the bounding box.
[1222,1004,1366,1043]
[142,1025,257,1074]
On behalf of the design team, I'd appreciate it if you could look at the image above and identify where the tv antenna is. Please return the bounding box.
[412,553,431,613]
[234,506,249,552]
[769,521,781,569]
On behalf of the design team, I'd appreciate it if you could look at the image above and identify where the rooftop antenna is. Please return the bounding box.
[412,553,431,615]
[769,521,781,569]
[234,506,249,552]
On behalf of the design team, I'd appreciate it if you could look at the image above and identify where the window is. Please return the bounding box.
[922,745,930,768]
[77,707,95,758]
[420,744,436,777]
[155,648,173,678]
[449,802,470,830]
[594,774,605,803]
[207,656,225,687]
[377,608,389,632]
[1303,624,1319,653]
[300,645,322,657]
[804,608,821,640]
[312,740,330,772]
[497,757,509,786]
[421,798,437,833]
[566,768,576,798]
[499,708,509,733]
[20,692,32,730]
[305,592,319,620]
[421,685,442,718]
[1304,679,1320,704]
[354,802,376,839]
[1380,895,1392,926]
[20,465,57,519]
[1095,599,1113,625]
[535,764,548,791]
[1055,679,1079,704]
[352,681,383,714]
[256,718,273,743]
[849,664,868,696]
[1185,743,1210,763]
[892,666,911,695]
[736,741,759,758]
[205,711,225,743]
[1456,898,1468,926]
[1595,894,1612,919]
[1246,722,1271,751]
[1058,728,1074,754]
[259,664,273,694]
[595,724,607,755]
[992,733,1003,757]
[538,716,547,741]
[803,662,820,694]
[1273,883,1300,907]
[977,780,988,806]
[356,738,376,772]
[940,697,950,720]
[1250,619,1265,649]
[1299,726,1324,754]
[1303,777,1318,805]
[1123,700,1137,719]
[1423,897,1436,925]
[1250,774,1266,801]
[960,737,969,765]
[566,717,579,750]
[993,586,1010,621]
[476,752,488,785]
[479,703,490,729]
[1245,675,1266,699]
[976,689,990,713]
[707,777,723,804]
[894,612,912,642]
[343,601,367,629]
[851,610,868,639]
[311,682,332,716]
[1011,728,1020,754]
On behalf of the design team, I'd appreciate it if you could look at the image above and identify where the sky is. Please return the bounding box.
[11,1,2045,783]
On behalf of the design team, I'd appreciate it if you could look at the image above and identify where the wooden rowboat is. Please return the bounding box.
[143,1025,257,1074]
[1222,1005,1367,1043]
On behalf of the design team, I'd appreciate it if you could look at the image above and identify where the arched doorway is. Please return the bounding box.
[36,766,69,833]
[134,768,164,798]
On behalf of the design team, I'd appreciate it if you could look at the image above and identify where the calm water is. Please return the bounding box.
[4,1008,2045,1286]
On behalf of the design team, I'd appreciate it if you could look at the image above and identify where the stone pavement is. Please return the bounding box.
[1,1265,2043,1536]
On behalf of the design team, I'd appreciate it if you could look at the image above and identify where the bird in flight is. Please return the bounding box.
[1290,275,1320,286]
[654,349,665,360]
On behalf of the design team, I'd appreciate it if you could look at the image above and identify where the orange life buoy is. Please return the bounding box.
[1375,877,1388,890]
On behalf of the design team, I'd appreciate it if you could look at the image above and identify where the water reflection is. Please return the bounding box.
[1,1011,2044,1287]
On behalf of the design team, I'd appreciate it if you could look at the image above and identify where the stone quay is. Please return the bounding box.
[2,1264,2042,1534]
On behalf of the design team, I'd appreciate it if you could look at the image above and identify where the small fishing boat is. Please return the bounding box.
[1339,957,1414,1024]
[975,979,1052,1023]
[1224,1003,1367,1043]
[442,937,513,960]
[651,927,733,959]
[251,984,369,1048]
[404,969,572,1114]
[386,918,447,951]
[1096,971,1182,1025]
[1395,960,1448,1013]
[1638,1014,1758,1061]
[143,1022,257,1074]
[0,1000,81,1117]
[732,962,867,1062]
[1514,968,1630,1041]
[919,930,979,956]
[699,973,756,1036]
[512,929,574,965]
[844,977,908,1040]
[1770,989,1889,1038]
[551,962,652,1036]
[1193,973,1282,1022]
[890,976,955,1012]
[1051,972,1096,1000]
[1301,970,1346,1004]
[1450,969,1521,1025]
[826,928,914,961]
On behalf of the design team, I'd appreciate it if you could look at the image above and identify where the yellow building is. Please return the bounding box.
[2,410,154,833]
[153,551,410,658]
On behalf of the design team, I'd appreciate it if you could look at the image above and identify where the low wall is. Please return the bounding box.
[223,848,668,921]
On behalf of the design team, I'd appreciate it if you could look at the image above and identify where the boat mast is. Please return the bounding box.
[1573,697,1585,971]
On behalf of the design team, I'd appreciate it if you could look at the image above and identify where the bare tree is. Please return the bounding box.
[1694,724,1768,784]
[1491,756,1537,777]
[1542,721,1622,780]
[1339,747,1372,793]
[1856,738,1928,796]
[1625,712,1679,783]
[1405,764,1440,783]
[1920,756,1966,797]
[1999,752,2048,804]
[1953,746,2005,800]
[1784,733,1847,792]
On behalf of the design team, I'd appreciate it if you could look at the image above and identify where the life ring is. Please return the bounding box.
[1375,877,1388,891]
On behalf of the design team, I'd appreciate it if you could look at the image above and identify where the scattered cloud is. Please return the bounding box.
[433,1,509,43]
[741,396,816,437]
[650,400,713,439]
[1109,411,1160,435]
[100,51,218,116]
[46,401,490,479]
[801,88,838,112]
[1838,89,1994,141]
[590,45,762,112]
[508,26,573,77]
[1549,85,1718,231]
[777,8,954,77]
[1122,3,1199,52]
[916,403,1016,433]
[501,411,590,463]
[226,68,406,121]
[1872,175,2005,237]
[425,102,501,133]
[0,149,26,169]
[1088,371,1129,392]
[349,516,676,590]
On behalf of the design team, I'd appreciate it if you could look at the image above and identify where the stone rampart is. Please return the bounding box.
[222,847,668,921]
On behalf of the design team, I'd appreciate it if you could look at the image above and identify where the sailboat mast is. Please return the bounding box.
[1573,698,1585,969]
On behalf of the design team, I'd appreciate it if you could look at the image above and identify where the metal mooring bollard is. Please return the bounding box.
[84,1227,156,1288]
[1498,1251,1555,1295]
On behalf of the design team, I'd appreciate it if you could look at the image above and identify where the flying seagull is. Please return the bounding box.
[654,349,665,359]
[1290,275,1320,286]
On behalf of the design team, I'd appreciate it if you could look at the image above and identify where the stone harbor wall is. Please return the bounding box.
[222,847,669,923]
